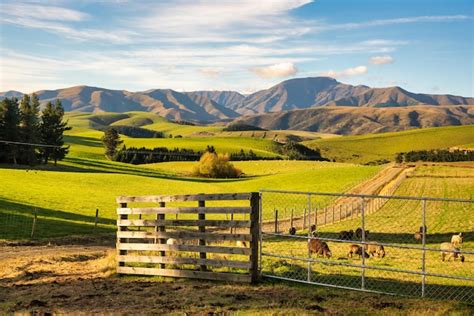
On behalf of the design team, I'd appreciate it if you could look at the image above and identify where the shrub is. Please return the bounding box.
[192,152,242,178]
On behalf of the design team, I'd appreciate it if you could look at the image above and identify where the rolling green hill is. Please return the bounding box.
[305,125,474,164]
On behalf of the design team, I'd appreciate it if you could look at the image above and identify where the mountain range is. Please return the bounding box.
[1,77,473,133]
[234,105,474,135]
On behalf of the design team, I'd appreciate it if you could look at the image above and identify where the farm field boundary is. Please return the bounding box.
[261,164,414,233]
[259,190,474,302]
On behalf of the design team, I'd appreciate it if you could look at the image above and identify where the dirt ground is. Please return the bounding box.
[0,236,472,315]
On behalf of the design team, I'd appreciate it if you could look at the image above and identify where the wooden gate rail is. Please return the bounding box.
[116,192,260,283]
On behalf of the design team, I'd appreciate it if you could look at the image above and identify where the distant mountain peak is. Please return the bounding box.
[1,77,472,123]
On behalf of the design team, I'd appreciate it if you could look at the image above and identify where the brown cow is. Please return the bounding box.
[308,238,332,259]
[348,244,370,259]
[364,243,386,258]
[339,230,354,240]
[355,228,370,240]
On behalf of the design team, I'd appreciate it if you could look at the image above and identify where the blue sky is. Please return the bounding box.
[0,0,472,96]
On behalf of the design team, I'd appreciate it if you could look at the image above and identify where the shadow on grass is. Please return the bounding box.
[64,135,103,147]
[265,231,474,247]
[0,157,255,183]
[0,199,115,240]
[264,258,474,302]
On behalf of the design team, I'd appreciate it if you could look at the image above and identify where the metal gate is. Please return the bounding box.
[259,190,474,302]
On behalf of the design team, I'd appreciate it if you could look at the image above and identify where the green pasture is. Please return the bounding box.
[305,125,474,164]
[261,164,474,300]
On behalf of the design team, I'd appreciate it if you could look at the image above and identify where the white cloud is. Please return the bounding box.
[134,0,313,44]
[0,3,89,22]
[251,62,298,78]
[199,68,221,78]
[0,2,134,43]
[370,55,395,65]
[320,65,368,78]
[316,15,470,32]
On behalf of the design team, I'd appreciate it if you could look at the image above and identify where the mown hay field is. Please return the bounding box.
[261,163,474,300]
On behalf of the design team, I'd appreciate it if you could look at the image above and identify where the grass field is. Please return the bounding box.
[261,163,474,300]
[305,125,474,164]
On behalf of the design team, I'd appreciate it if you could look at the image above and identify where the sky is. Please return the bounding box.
[0,0,473,96]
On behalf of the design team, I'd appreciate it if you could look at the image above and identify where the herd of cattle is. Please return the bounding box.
[288,225,466,262]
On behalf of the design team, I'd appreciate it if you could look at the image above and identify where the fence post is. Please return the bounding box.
[250,192,260,283]
[157,201,166,269]
[258,192,263,279]
[94,208,99,230]
[30,208,37,239]
[361,198,366,290]
[303,208,307,230]
[351,202,354,219]
[307,194,312,282]
[314,205,318,230]
[118,202,128,269]
[198,198,207,271]
[290,209,294,229]
[230,213,234,234]
[332,206,335,224]
[274,209,278,233]
[324,207,327,225]
[421,198,427,297]
[339,205,342,222]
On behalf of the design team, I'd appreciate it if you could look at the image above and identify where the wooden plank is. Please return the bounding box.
[116,266,251,283]
[198,199,206,271]
[117,231,252,241]
[117,255,251,269]
[249,192,260,283]
[116,193,251,203]
[118,202,128,267]
[117,219,251,228]
[117,207,251,215]
[117,243,251,255]
[157,201,166,269]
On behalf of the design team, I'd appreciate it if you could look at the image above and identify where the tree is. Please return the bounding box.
[0,98,20,164]
[40,100,71,165]
[19,94,40,165]
[102,128,123,159]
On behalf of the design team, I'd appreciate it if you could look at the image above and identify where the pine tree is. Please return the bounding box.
[0,98,20,164]
[40,100,71,165]
[101,128,123,159]
[19,94,40,165]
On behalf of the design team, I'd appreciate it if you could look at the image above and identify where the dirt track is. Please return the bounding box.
[1,241,471,315]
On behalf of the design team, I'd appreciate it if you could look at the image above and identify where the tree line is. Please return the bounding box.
[396,149,474,163]
[101,128,328,165]
[0,95,71,165]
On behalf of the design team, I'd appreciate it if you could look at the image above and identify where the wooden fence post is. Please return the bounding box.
[274,209,278,233]
[332,206,335,224]
[30,208,37,239]
[290,209,294,229]
[94,208,99,230]
[314,206,318,229]
[303,208,307,230]
[157,201,166,269]
[198,198,207,271]
[118,203,128,269]
[250,192,260,283]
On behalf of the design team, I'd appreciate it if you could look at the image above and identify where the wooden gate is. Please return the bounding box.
[116,193,260,283]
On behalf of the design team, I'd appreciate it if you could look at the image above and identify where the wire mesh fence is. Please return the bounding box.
[259,190,474,302]
[0,207,115,240]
